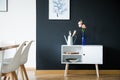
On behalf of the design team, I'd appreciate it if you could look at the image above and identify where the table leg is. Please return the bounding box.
[95,64,99,78]
[64,64,69,76]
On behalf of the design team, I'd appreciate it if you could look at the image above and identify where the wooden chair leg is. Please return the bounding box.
[7,76,10,80]
[13,71,18,80]
[9,72,18,80]
[21,65,29,80]
[9,72,14,80]
[6,75,10,80]
[3,73,10,80]
[20,66,25,80]
[3,76,7,80]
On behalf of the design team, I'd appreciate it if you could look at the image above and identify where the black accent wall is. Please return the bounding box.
[37,0,120,70]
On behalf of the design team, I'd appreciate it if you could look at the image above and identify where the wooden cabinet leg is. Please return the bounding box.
[95,64,99,78]
[64,64,69,76]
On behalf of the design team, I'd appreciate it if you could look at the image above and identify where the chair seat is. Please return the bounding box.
[2,58,13,64]
[2,63,19,73]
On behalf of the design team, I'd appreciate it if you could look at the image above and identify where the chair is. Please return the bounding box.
[19,40,33,80]
[1,41,26,80]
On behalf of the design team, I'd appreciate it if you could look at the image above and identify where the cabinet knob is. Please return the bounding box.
[83,54,85,56]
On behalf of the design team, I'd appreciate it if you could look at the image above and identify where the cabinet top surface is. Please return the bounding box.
[62,45,103,46]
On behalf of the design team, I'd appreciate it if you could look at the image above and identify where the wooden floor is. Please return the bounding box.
[35,74,120,80]
[18,71,120,80]
[1,70,120,80]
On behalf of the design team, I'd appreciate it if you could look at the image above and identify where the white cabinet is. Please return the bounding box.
[61,45,103,77]
[61,45,103,64]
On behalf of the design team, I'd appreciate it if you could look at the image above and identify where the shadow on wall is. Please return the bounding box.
[101,46,120,69]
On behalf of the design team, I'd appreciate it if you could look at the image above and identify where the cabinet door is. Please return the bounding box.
[82,46,103,64]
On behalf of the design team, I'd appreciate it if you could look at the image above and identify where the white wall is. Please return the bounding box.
[0,0,36,68]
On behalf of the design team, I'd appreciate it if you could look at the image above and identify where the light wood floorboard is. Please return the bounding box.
[17,71,120,80]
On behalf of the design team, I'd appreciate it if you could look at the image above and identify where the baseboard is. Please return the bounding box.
[35,70,120,75]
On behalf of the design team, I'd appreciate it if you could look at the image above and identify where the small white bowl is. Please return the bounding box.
[66,58,79,62]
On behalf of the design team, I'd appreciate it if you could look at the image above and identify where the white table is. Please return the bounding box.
[61,45,103,77]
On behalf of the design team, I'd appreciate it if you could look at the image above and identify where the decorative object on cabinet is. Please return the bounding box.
[64,30,77,45]
[61,45,103,78]
[78,20,87,45]
[49,0,70,20]
[66,58,79,63]
[0,0,8,12]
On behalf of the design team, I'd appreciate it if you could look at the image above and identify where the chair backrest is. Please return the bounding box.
[8,41,27,69]
[20,40,33,65]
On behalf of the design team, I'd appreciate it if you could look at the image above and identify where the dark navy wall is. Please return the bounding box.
[37,0,120,70]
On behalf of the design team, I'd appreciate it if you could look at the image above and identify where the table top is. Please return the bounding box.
[0,44,19,51]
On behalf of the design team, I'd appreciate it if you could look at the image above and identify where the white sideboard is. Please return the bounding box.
[61,45,103,77]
